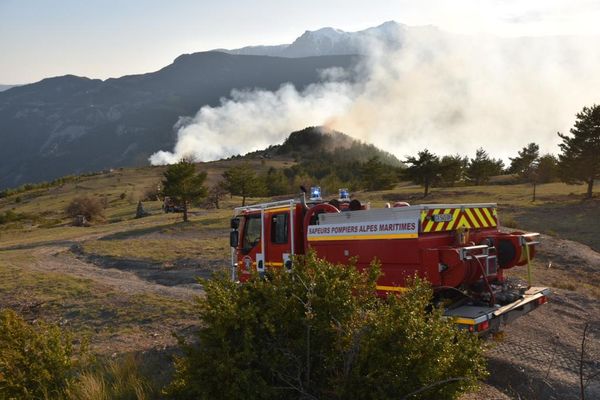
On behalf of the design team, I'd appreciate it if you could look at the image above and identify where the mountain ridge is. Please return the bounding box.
[217,21,444,58]
[0,84,21,92]
[0,52,358,189]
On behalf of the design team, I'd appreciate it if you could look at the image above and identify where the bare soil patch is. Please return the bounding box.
[475,232,600,399]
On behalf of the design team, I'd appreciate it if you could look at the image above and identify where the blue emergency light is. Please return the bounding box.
[339,188,350,201]
[310,186,322,201]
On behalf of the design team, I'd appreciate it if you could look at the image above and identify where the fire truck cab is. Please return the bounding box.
[230,188,550,334]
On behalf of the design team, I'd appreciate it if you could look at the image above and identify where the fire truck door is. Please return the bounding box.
[267,212,292,270]
[239,214,264,275]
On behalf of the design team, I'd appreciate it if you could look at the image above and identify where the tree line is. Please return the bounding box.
[161,104,600,216]
[404,104,600,198]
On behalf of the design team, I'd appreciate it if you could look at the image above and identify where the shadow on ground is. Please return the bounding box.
[71,245,226,287]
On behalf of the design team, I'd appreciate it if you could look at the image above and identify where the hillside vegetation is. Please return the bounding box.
[0,146,598,398]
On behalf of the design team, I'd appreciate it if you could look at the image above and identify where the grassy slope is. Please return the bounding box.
[0,159,285,355]
[0,161,598,400]
[0,161,598,351]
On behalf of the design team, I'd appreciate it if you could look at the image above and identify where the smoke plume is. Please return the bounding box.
[149,26,600,165]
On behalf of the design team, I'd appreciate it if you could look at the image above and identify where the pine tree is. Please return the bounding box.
[360,157,397,191]
[223,164,267,206]
[536,154,559,183]
[439,154,468,187]
[265,167,289,196]
[162,158,207,222]
[509,143,540,178]
[466,148,504,186]
[558,105,600,198]
[404,150,441,197]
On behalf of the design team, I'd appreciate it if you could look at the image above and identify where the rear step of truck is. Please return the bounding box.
[444,287,551,334]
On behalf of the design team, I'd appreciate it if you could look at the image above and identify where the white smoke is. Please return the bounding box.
[149,81,356,165]
[150,26,600,165]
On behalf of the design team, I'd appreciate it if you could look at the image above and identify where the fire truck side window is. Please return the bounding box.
[242,215,261,252]
[271,213,288,244]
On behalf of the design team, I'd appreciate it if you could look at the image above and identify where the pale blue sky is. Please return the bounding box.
[1,0,599,83]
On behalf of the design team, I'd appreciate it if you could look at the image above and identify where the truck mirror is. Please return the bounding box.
[230,231,239,248]
[230,218,240,230]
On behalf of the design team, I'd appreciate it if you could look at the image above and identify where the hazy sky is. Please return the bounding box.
[1,0,600,83]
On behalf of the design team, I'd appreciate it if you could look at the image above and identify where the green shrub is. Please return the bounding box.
[0,309,79,399]
[166,253,486,399]
[0,210,28,225]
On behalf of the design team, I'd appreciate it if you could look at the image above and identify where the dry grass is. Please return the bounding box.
[504,256,600,299]
[82,237,228,264]
[67,354,156,400]
[0,250,197,352]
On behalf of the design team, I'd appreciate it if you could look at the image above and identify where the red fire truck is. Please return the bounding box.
[229,188,550,334]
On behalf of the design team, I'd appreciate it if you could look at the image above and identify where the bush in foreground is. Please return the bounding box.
[0,309,155,400]
[167,253,487,399]
[0,309,79,399]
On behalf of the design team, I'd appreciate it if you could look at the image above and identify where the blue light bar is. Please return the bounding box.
[310,186,322,201]
[339,188,350,201]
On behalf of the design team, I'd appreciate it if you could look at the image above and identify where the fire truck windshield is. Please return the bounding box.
[242,214,261,252]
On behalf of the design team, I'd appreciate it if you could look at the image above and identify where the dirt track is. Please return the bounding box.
[41,245,202,301]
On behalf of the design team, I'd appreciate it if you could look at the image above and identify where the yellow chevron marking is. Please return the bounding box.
[445,208,461,230]
[473,208,488,227]
[421,207,499,232]
[434,209,447,232]
[465,209,481,228]
[482,208,497,226]
[424,209,440,232]
[456,214,471,229]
